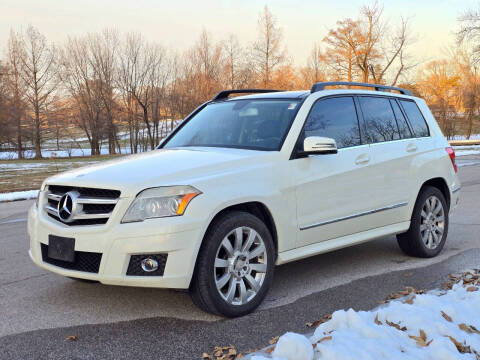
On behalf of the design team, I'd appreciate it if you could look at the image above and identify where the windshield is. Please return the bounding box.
[163,99,301,151]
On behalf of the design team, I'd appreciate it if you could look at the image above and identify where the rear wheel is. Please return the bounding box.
[190,211,275,317]
[397,186,449,258]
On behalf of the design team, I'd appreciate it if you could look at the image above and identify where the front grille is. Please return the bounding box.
[41,243,102,273]
[45,185,121,226]
[48,185,121,198]
[127,254,168,276]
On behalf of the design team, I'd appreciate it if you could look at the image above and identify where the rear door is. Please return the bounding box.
[293,96,380,247]
[357,96,414,226]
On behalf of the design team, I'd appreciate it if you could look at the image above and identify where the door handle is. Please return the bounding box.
[355,154,370,165]
[406,143,418,152]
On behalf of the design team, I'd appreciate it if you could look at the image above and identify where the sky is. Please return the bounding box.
[0,0,478,67]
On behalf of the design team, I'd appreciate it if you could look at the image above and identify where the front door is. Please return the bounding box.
[293,96,379,247]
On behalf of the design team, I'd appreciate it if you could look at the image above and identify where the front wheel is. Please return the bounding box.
[397,186,449,258]
[190,211,275,317]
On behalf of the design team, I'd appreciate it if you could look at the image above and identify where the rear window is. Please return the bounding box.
[358,97,400,143]
[399,100,429,137]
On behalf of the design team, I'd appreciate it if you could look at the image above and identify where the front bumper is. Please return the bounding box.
[27,202,204,289]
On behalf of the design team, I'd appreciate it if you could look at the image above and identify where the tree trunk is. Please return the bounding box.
[466,111,473,140]
[16,111,23,159]
[348,48,352,82]
[34,105,42,159]
[142,106,154,150]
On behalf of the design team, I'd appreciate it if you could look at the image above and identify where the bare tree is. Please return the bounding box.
[6,30,26,159]
[0,62,12,149]
[19,25,58,159]
[118,32,169,150]
[300,43,325,86]
[190,29,224,99]
[323,19,358,82]
[223,34,244,89]
[252,5,287,87]
[323,1,414,85]
[458,7,480,64]
[87,30,120,154]
[60,37,104,155]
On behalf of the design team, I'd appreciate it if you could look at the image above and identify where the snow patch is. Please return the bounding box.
[453,145,480,157]
[249,283,480,360]
[272,333,314,360]
[0,190,39,202]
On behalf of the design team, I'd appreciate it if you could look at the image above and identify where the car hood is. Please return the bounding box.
[45,147,277,197]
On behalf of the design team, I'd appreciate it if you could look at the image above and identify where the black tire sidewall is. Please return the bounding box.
[410,186,449,257]
[197,211,275,317]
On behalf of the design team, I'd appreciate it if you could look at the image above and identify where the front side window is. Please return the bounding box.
[163,99,300,151]
[359,96,400,143]
[400,100,429,137]
[302,97,361,149]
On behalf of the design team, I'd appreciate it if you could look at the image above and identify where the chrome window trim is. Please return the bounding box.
[299,201,408,231]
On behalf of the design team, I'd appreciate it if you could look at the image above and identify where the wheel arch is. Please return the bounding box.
[205,201,278,253]
[189,201,279,289]
[418,177,450,210]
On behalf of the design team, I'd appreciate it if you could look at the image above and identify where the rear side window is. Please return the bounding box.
[359,97,400,143]
[390,99,413,139]
[303,97,361,149]
[399,100,429,137]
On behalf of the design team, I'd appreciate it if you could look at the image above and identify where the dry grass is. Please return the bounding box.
[0,155,121,193]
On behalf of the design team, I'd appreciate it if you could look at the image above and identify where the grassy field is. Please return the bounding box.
[0,155,122,193]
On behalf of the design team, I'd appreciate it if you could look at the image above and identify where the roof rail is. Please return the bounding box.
[212,89,281,101]
[310,82,413,96]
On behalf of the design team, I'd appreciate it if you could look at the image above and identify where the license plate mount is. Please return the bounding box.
[48,235,75,262]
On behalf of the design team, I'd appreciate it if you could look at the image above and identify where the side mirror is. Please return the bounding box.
[301,136,338,155]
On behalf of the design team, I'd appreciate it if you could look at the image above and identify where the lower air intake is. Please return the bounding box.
[41,243,102,273]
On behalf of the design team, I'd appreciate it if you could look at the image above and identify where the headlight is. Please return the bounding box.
[35,182,46,208]
[121,186,201,223]
[35,191,41,208]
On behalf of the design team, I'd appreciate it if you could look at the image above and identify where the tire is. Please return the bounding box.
[190,211,275,317]
[397,186,449,258]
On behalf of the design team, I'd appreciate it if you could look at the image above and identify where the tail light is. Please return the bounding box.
[446,147,457,173]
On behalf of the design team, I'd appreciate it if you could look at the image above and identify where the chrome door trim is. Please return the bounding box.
[299,202,408,231]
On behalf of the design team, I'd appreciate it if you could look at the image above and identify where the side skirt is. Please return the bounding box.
[276,221,410,265]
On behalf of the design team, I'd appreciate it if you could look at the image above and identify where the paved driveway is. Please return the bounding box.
[1,156,479,359]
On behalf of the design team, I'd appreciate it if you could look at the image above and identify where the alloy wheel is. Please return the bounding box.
[214,226,268,306]
[420,195,445,249]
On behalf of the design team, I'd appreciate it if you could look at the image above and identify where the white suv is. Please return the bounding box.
[28,82,461,317]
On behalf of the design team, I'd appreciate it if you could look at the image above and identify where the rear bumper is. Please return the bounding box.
[450,185,461,213]
[28,204,204,289]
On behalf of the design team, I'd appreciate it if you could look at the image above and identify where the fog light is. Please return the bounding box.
[140,258,159,272]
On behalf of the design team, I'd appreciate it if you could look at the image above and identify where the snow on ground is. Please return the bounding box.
[457,160,480,168]
[248,273,480,360]
[0,161,98,171]
[449,134,480,140]
[0,147,134,160]
[453,145,480,157]
[0,190,38,202]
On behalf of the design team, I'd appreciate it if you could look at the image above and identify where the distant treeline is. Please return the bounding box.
[1,3,480,159]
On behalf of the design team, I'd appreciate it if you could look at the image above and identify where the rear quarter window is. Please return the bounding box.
[399,100,429,137]
[390,99,413,139]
